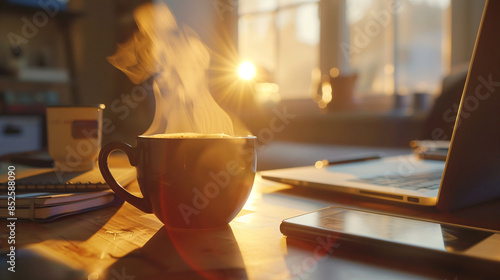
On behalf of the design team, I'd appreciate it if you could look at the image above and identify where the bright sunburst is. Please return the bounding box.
[238,62,256,80]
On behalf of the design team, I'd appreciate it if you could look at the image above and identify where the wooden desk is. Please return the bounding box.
[1,149,500,279]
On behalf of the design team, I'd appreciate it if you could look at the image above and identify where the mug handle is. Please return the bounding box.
[98,142,153,213]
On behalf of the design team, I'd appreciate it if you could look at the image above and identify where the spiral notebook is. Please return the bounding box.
[0,166,135,192]
[0,166,135,221]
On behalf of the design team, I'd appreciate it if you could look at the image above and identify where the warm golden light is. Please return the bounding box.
[321,82,332,103]
[315,160,327,169]
[238,62,256,80]
[329,67,340,78]
[317,78,333,109]
[255,82,280,104]
[384,64,394,74]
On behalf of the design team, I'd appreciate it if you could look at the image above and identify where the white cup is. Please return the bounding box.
[46,105,104,171]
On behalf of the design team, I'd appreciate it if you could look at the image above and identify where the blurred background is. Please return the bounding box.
[0,0,486,155]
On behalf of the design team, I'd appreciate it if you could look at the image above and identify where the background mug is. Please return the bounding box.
[47,105,104,172]
[99,134,257,229]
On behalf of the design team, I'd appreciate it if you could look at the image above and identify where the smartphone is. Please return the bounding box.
[281,207,500,274]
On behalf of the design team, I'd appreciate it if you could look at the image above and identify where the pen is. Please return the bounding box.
[315,153,382,168]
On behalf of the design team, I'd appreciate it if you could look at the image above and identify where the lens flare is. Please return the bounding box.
[238,62,256,80]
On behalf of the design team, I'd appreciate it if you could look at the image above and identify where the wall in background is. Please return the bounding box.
[450,0,485,68]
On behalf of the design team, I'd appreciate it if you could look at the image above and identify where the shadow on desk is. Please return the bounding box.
[0,205,124,279]
[102,225,247,279]
[0,201,123,248]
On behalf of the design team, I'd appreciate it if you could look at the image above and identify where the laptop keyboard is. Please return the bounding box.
[351,171,442,192]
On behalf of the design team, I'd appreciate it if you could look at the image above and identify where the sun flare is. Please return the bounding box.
[238,62,256,80]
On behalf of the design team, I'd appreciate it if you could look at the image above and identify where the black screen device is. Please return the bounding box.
[281,207,500,276]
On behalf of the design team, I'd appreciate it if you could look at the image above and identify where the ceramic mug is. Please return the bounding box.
[99,133,257,229]
[46,105,104,171]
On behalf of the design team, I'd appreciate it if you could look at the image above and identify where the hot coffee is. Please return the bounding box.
[99,134,256,229]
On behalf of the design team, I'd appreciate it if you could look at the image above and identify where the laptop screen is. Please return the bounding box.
[437,0,500,210]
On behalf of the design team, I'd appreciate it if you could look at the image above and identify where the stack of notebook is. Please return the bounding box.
[0,165,135,221]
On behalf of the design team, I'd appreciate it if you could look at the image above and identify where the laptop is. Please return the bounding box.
[261,0,500,211]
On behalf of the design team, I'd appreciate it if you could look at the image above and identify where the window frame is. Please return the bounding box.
[237,0,482,111]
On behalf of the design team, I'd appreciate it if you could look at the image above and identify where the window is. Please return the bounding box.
[238,0,451,106]
[238,0,320,100]
[347,0,450,97]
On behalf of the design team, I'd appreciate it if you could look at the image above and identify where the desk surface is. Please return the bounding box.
[1,143,500,280]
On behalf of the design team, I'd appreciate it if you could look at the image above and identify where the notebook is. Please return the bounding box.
[0,191,117,221]
[261,0,500,211]
[0,165,135,220]
[0,166,135,192]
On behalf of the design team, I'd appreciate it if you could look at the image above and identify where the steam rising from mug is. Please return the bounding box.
[107,3,234,135]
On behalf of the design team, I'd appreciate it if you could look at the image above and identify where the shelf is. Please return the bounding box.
[0,0,82,104]
[0,0,82,20]
[0,76,73,107]
[0,76,71,90]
